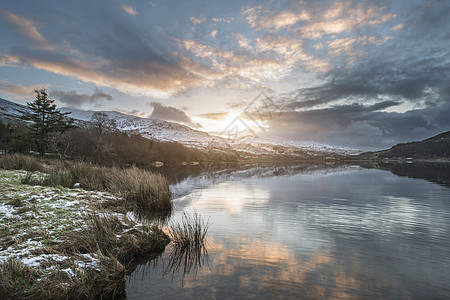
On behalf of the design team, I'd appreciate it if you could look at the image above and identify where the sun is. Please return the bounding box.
[193,109,270,135]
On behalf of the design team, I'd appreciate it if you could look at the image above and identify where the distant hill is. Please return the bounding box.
[360,131,450,160]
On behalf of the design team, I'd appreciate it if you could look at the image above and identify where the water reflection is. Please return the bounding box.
[361,162,450,188]
[126,164,450,299]
[128,207,172,226]
[163,244,209,281]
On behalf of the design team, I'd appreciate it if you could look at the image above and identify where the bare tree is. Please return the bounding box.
[90,112,117,135]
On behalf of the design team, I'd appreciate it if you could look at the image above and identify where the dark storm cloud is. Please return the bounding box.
[51,89,113,108]
[288,56,450,109]
[287,0,450,108]
[149,102,202,129]
[261,102,450,150]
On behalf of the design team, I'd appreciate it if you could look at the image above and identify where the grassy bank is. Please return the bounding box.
[0,158,171,299]
[0,154,171,212]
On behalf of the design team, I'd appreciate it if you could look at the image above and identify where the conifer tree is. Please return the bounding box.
[21,89,75,154]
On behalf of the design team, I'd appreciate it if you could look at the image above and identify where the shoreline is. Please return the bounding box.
[0,169,170,299]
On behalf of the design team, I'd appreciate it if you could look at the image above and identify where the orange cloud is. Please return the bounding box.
[7,48,203,99]
[327,35,391,61]
[0,79,49,97]
[198,112,229,120]
[179,36,329,88]
[190,16,205,25]
[299,2,396,38]
[212,17,232,23]
[243,6,310,31]
[1,10,54,51]
[121,5,137,16]
[243,2,396,39]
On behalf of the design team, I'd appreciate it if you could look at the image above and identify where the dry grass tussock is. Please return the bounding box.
[40,161,172,212]
[0,154,44,172]
[61,213,170,262]
[0,255,125,300]
[0,154,171,213]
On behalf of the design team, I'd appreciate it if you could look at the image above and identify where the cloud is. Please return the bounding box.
[0,79,48,97]
[51,88,113,107]
[121,5,137,16]
[211,17,232,23]
[0,9,54,51]
[198,112,229,120]
[260,101,450,150]
[0,6,203,99]
[178,36,330,88]
[242,1,394,37]
[149,102,202,128]
[392,23,404,31]
[115,108,147,118]
[243,5,310,31]
[190,17,205,25]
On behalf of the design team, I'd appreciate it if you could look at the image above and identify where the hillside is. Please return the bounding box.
[1,97,359,160]
[359,131,450,160]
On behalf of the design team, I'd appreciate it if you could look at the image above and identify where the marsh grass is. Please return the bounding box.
[69,162,110,191]
[62,213,170,262]
[0,255,125,300]
[163,242,209,278]
[107,167,172,211]
[168,212,210,253]
[42,164,73,188]
[164,212,210,278]
[0,154,44,172]
[20,171,35,185]
[41,162,172,213]
[0,167,170,299]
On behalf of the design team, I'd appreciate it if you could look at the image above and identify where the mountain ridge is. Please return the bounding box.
[359,130,450,160]
[1,97,359,158]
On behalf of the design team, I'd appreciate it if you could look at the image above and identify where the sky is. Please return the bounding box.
[0,0,449,150]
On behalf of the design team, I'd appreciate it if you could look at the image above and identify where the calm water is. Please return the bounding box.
[125,164,450,299]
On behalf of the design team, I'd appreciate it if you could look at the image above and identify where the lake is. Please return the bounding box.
[124,163,450,299]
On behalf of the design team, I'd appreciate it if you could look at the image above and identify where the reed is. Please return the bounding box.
[168,212,210,253]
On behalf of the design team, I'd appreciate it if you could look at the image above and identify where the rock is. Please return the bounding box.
[72,183,81,189]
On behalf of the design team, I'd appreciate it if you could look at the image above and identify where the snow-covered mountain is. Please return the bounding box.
[0,97,27,118]
[1,97,361,157]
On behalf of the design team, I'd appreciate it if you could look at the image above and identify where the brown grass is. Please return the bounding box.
[0,154,44,172]
[61,213,170,262]
[0,256,125,300]
[40,162,172,213]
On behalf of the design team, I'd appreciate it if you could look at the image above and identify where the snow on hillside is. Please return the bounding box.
[1,98,361,157]
[0,98,27,117]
